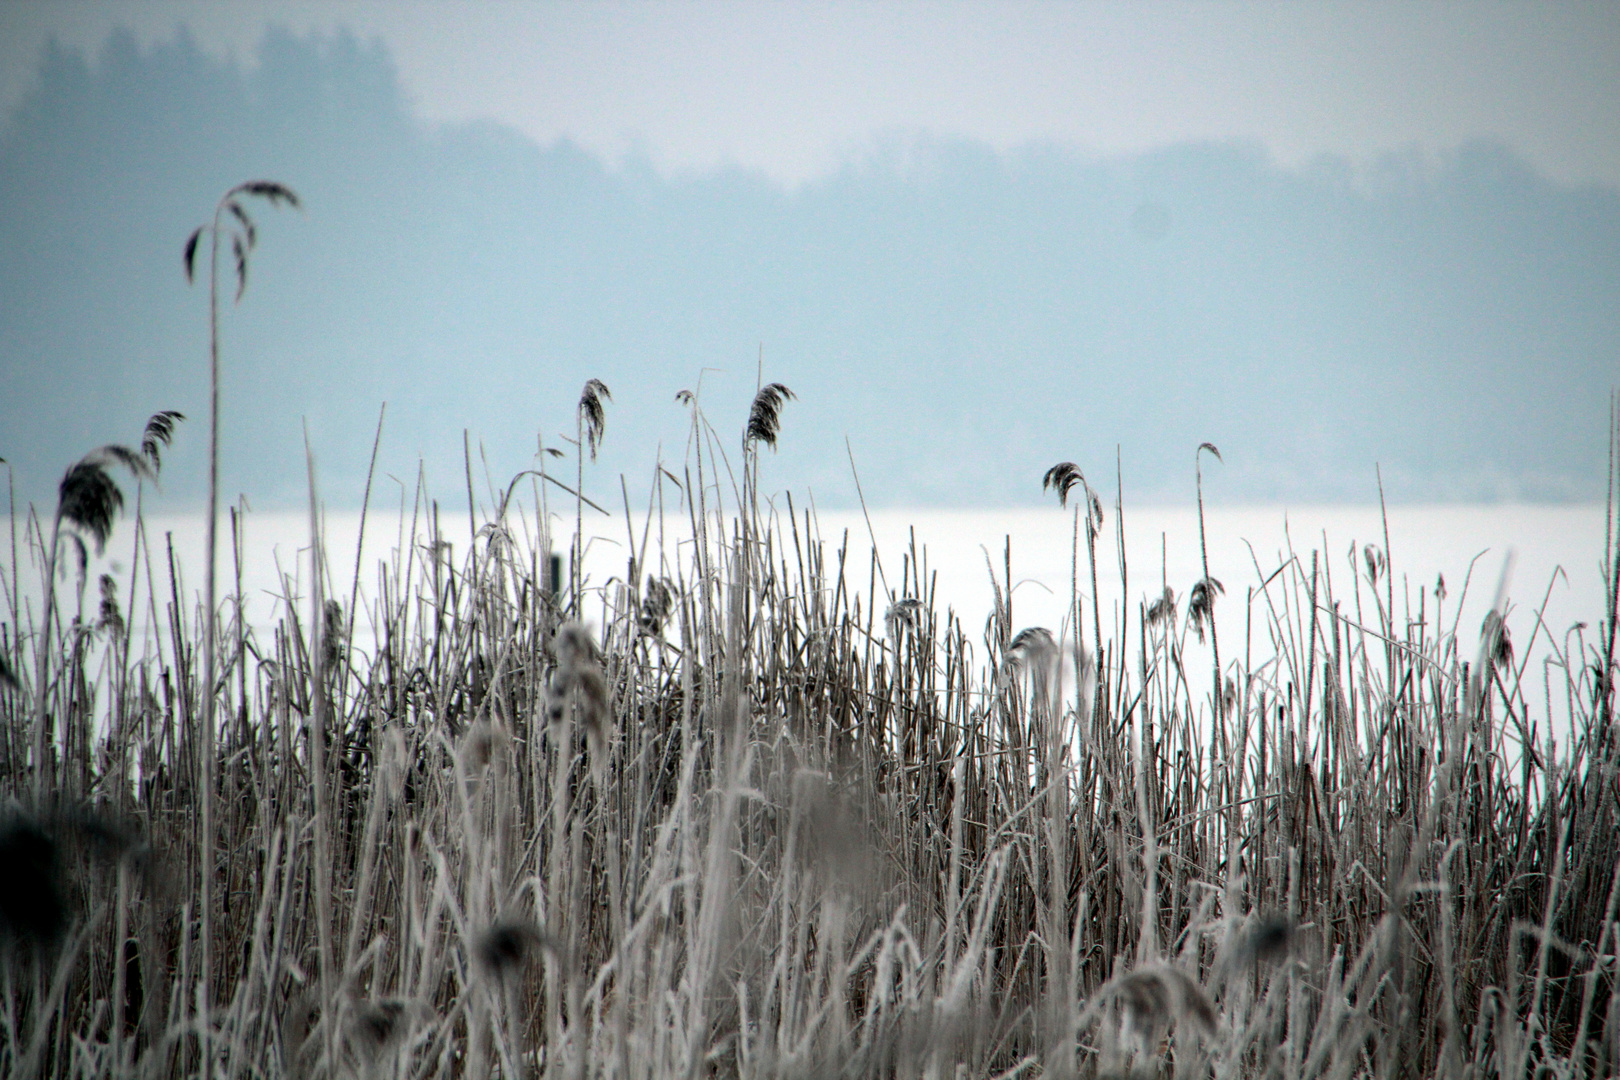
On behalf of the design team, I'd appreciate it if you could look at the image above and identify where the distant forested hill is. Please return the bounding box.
[2,27,1616,509]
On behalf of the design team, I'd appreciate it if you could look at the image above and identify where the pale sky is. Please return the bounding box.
[2,0,1618,188]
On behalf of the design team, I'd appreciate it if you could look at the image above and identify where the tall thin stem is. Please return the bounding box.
[1196,446,1223,727]
[576,410,584,617]
[198,193,224,1067]
[32,508,64,801]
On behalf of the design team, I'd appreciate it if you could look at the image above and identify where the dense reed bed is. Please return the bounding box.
[2,387,1618,1080]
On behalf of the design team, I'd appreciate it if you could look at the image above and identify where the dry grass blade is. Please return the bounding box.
[239,179,301,208]
[232,233,247,300]
[182,227,202,283]
[226,201,256,249]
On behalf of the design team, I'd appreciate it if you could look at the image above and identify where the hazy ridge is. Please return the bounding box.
[1,26,1616,510]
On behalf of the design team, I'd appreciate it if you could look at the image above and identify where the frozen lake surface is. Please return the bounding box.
[5,499,1609,744]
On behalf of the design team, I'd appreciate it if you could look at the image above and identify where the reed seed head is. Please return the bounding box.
[1008,626,1058,666]
[746,382,795,449]
[1146,586,1176,628]
[1114,964,1216,1051]
[884,597,922,643]
[1482,609,1514,667]
[579,379,612,460]
[1363,543,1386,585]
[1188,577,1223,644]
[140,410,183,473]
[639,576,675,635]
[1242,912,1296,964]
[547,622,610,752]
[475,920,563,979]
[321,599,346,671]
[348,998,426,1061]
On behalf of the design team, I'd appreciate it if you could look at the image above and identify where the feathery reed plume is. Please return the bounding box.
[321,598,346,673]
[185,181,299,299]
[460,718,506,773]
[579,379,612,461]
[140,409,184,472]
[1048,463,1097,526]
[1482,608,1514,667]
[1239,912,1296,965]
[573,379,612,609]
[1111,964,1216,1052]
[1188,577,1223,644]
[745,382,795,449]
[35,419,180,797]
[548,622,610,760]
[1045,460,1105,661]
[1194,441,1224,713]
[1363,543,1386,585]
[639,576,675,635]
[1043,461,1085,506]
[58,431,170,553]
[57,457,128,555]
[1146,586,1176,628]
[475,920,564,980]
[96,574,124,639]
[1044,461,1105,530]
[1043,461,1104,531]
[884,596,923,643]
[347,999,419,1060]
[1008,625,1058,662]
[791,772,878,888]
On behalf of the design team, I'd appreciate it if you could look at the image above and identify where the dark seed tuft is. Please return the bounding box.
[745,383,795,449]
[0,817,65,952]
[1245,913,1296,964]
[351,998,410,1054]
[476,920,538,977]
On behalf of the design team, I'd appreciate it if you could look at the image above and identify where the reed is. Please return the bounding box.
[0,388,1617,1080]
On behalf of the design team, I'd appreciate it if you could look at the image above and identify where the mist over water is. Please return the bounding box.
[1,28,1616,511]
